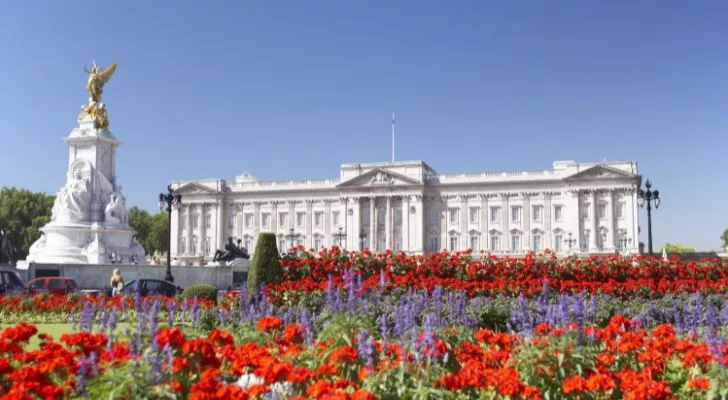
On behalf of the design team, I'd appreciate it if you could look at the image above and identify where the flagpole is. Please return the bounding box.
[391,112,395,163]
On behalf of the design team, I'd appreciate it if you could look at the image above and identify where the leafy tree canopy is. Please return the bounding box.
[127,206,168,256]
[721,228,728,250]
[658,243,695,254]
[0,187,55,261]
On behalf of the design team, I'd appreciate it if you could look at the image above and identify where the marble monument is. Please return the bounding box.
[20,62,146,265]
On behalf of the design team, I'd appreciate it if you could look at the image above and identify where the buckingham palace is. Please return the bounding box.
[170,159,641,265]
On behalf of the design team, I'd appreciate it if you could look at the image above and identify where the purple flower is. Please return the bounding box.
[357,330,375,367]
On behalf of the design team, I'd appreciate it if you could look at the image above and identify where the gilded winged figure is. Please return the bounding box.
[84,61,117,103]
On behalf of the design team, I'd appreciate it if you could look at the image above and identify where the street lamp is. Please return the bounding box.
[159,184,182,282]
[565,232,576,253]
[359,229,367,250]
[334,226,347,248]
[619,233,633,253]
[285,228,296,252]
[637,179,660,255]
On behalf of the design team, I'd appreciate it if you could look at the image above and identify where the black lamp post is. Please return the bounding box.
[565,232,576,252]
[334,226,347,248]
[285,228,296,252]
[359,229,367,250]
[637,179,660,255]
[159,184,182,282]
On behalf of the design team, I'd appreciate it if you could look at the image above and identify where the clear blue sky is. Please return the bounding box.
[1,1,726,250]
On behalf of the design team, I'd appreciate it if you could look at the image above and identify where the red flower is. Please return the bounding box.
[688,377,710,390]
[257,316,282,332]
[156,327,185,349]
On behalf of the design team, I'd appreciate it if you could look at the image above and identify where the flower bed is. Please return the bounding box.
[271,249,728,298]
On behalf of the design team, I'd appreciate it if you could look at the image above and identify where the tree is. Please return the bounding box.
[722,229,728,250]
[658,243,695,254]
[247,233,282,295]
[0,187,55,261]
[127,207,169,256]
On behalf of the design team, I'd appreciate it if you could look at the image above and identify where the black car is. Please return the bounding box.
[121,279,183,297]
[0,267,28,295]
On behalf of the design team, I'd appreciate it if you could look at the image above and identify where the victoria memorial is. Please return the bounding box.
[170,160,641,265]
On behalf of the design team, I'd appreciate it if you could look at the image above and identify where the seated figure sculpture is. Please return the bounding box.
[213,237,250,262]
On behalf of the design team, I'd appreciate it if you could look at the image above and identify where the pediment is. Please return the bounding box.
[175,182,218,195]
[564,165,636,181]
[337,168,422,188]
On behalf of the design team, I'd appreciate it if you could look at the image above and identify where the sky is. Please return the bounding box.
[0,1,726,250]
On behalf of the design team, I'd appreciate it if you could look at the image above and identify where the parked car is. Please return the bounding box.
[120,279,183,297]
[0,266,28,295]
[27,277,79,295]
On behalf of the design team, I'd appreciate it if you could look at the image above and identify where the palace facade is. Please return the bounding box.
[170,160,641,265]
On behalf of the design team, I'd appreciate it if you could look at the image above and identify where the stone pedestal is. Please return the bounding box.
[21,117,146,266]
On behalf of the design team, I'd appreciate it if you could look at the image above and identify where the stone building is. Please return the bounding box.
[170,160,641,265]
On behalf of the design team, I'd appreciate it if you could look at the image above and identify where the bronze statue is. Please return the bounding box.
[213,237,250,262]
[78,61,117,130]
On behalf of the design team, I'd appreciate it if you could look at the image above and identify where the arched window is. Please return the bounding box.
[470,235,479,252]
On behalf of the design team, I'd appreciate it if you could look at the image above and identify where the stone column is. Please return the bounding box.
[271,201,278,237]
[523,193,531,252]
[385,196,392,250]
[566,190,580,253]
[590,190,598,251]
[544,193,552,250]
[218,200,226,250]
[501,194,510,253]
[253,201,261,248]
[480,194,489,254]
[402,196,410,251]
[459,195,468,251]
[370,197,376,251]
[236,202,244,240]
[351,197,361,251]
[625,188,638,254]
[305,200,314,248]
[288,200,296,244]
[607,189,615,250]
[186,204,193,255]
[170,203,180,257]
[324,199,332,248]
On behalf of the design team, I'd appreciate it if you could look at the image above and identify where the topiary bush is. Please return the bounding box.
[181,284,218,302]
[247,232,283,296]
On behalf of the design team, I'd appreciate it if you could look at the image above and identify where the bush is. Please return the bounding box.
[247,233,283,295]
[181,284,217,302]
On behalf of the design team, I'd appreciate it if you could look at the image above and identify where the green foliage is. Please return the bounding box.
[722,228,728,249]
[83,360,177,399]
[180,284,217,301]
[127,207,169,256]
[0,187,55,261]
[658,243,696,254]
[247,233,283,295]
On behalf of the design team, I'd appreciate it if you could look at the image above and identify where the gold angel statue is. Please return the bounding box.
[78,61,117,129]
[84,61,117,103]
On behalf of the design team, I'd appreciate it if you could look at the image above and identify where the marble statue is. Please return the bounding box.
[19,60,147,266]
[104,191,128,224]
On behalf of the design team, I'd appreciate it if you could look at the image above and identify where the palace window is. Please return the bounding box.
[192,215,199,229]
[332,211,340,227]
[581,231,590,251]
[180,214,187,229]
[262,213,270,229]
[532,205,543,222]
[378,208,386,224]
[490,207,500,223]
[296,212,305,227]
[363,210,370,225]
[581,205,590,220]
[554,205,563,221]
[449,208,459,223]
[191,236,198,254]
[279,239,286,254]
[598,204,607,219]
[554,235,563,252]
[511,234,521,252]
[511,206,521,223]
[314,235,322,250]
[599,231,608,250]
[449,236,458,252]
[616,202,625,219]
[244,213,253,228]
[228,214,235,229]
[279,212,288,228]
[315,212,323,227]
[430,237,439,251]
[533,234,542,253]
[470,207,479,224]
[490,235,500,251]
[470,235,479,251]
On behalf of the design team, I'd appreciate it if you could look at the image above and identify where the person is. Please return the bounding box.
[110,268,124,295]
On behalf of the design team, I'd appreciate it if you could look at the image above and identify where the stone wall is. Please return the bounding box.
[18,261,251,290]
